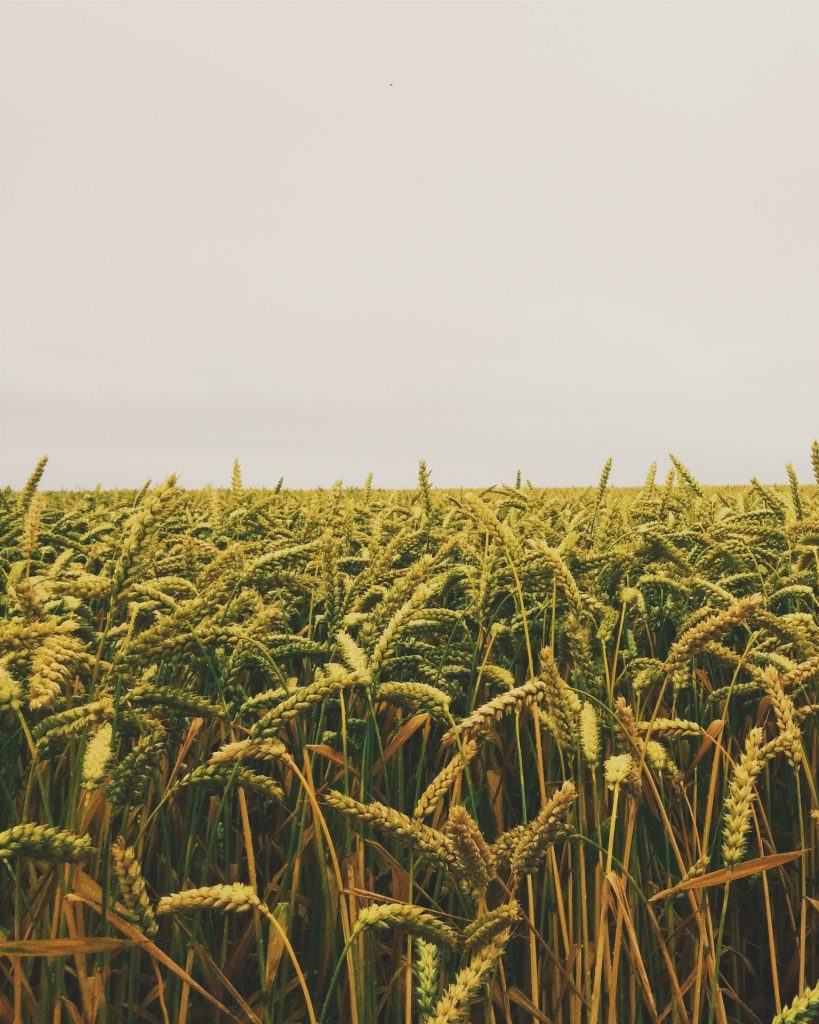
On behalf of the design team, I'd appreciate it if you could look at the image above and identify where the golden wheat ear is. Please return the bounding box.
[441,678,550,746]
[156,884,260,916]
[18,455,48,515]
[111,839,158,938]
[721,727,766,869]
[0,665,23,711]
[0,824,93,863]
[352,903,460,950]
[509,780,576,876]
[579,701,601,765]
[324,789,464,876]
[81,721,113,791]
[462,901,522,953]
[443,805,494,897]
[770,981,819,1024]
[414,740,478,819]
[426,929,510,1024]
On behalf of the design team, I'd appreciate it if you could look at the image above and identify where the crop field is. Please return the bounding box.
[1,451,819,1024]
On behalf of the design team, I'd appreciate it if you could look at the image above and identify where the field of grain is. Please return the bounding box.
[1,451,818,1024]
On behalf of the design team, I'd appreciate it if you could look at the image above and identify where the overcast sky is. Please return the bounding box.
[1,2,818,490]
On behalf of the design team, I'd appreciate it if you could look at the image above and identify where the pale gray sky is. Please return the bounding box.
[1,2,818,490]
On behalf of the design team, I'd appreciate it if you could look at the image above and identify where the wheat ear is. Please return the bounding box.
[442,678,549,745]
[722,727,766,869]
[324,790,462,875]
[771,981,819,1023]
[414,740,478,819]
[510,780,576,875]
[111,838,158,937]
[352,903,460,949]
[426,929,510,1024]
[157,883,260,916]
[0,824,92,862]
[414,939,441,1021]
[462,901,522,953]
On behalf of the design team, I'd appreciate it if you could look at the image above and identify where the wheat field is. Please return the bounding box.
[1,450,818,1024]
